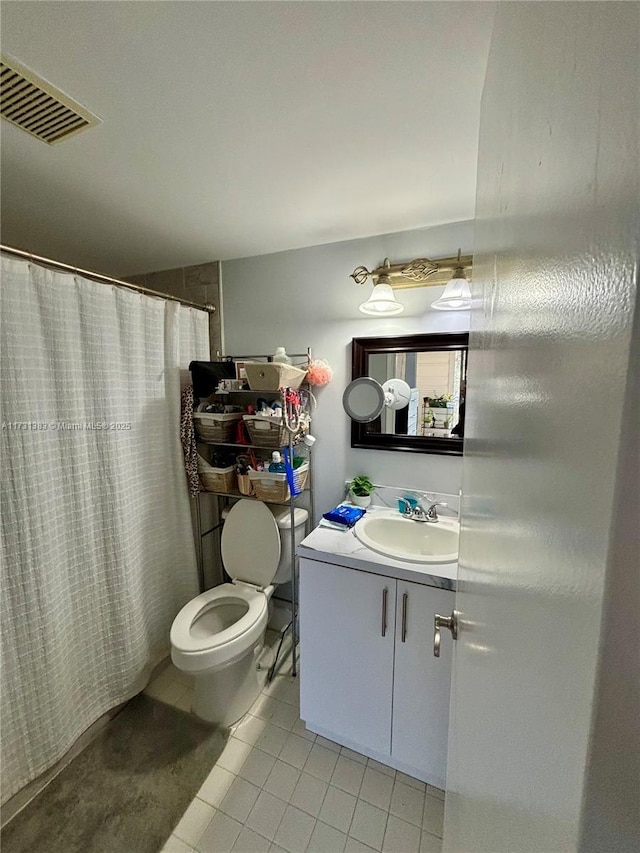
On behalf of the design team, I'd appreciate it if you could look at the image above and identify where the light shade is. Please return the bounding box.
[359,281,404,316]
[431,272,472,311]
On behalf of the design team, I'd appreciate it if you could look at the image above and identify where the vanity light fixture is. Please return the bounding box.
[356,259,404,316]
[430,250,472,311]
[351,251,472,314]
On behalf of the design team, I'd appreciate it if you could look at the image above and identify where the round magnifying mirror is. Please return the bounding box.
[342,377,386,423]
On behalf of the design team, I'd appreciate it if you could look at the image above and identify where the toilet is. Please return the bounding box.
[170,499,308,725]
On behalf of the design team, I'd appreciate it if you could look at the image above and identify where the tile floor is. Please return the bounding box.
[146,643,444,853]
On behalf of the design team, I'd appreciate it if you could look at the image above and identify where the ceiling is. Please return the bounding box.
[0,2,495,276]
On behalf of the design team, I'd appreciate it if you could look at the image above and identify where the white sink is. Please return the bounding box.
[354,511,459,564]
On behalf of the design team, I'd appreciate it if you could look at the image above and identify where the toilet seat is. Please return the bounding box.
[170,500,284,676]
[170,582,270,673]
[221,500,281,587]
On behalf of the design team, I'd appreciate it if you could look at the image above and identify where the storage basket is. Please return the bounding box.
[237,473,254,496]
[248,463,309,502]
[243,415,289,448]
[193,412,242,443]
[197,459,237,493]
[244,361,307,391]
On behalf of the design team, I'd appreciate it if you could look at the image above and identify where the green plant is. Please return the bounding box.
[424,392,452,408]
[349,474,374,497]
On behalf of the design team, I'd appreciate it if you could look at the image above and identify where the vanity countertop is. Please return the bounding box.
[297,508,457,591]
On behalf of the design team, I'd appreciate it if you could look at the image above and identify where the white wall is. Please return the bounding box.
[222,221,472,520]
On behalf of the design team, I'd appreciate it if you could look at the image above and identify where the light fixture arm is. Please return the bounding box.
[450,248,465,281]
[350,253,473,290]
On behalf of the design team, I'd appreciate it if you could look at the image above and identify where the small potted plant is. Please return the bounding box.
[348,474,375,508]
[425,392,452,408]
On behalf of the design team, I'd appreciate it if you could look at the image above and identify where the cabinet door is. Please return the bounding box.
[299,558,395,755]
[392,582,455,788]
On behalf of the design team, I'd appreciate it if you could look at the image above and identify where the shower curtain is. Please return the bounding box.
[0,256,210,804]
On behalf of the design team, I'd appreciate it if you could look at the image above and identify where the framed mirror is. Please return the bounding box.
[349,332,469,455]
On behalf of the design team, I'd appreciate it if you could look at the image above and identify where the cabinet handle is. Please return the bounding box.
[381,588,388,637]
[401,592,408,643]
[434,611,459,657]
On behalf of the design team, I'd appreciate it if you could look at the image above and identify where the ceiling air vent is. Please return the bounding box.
[0,55,100,144]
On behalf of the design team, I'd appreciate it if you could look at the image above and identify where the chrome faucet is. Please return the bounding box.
[399,498,448,523]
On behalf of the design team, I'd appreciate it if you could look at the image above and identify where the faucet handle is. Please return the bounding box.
[425,501,448,522]
[397,497,413,517]
[398,496,420,517]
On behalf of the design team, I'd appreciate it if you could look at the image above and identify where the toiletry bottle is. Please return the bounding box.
[272,347,292,364]
[292,433,315,469]
[268,451,287,473]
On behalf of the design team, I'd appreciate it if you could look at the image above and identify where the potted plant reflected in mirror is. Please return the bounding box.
[425,393,452,408]
[348,475,375,508]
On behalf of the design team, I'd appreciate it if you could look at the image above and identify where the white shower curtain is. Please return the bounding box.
[0,256,210,804]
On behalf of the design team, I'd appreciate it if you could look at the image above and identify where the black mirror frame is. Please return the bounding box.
[350,332,469,456]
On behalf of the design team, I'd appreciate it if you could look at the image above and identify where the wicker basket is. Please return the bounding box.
[242,415,289,448]
[198,463,237,493]
[244,361,307,391]
[237,474,254,496]
[248,463,309,502]
[193,412,242,443]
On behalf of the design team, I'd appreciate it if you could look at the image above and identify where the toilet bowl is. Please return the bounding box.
[170,499,308,725]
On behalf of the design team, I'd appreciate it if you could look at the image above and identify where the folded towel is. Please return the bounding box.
[322,504,366,528]
[319,518,354,532]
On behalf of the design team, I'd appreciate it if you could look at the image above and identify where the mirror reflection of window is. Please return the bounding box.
[418,351,460,437]
[365,349,466,438]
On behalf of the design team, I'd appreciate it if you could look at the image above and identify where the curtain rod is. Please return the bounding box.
[0,244,217,314]
[225,351,311,360]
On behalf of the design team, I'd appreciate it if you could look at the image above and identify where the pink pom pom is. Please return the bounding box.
[306,358,333,387]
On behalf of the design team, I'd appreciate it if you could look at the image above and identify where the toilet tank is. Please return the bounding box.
[221,503,308,586]
[268,505,309,585]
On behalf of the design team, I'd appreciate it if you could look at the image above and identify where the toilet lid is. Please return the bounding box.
[221,499,281,587]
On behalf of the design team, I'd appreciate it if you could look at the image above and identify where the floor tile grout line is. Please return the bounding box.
[381,805,391,851]
[329,754,367,803]
[249,788,289,848]
[188,795,218,850]
[309,767,331,823]
[422,826,444,843]
[158,675,442,852]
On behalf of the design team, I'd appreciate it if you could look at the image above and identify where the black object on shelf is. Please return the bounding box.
[189,360,236,399]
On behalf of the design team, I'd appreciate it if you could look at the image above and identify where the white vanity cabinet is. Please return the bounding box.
[299,558,396,756]
[392,579,454,788]
[299,555,454,787]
